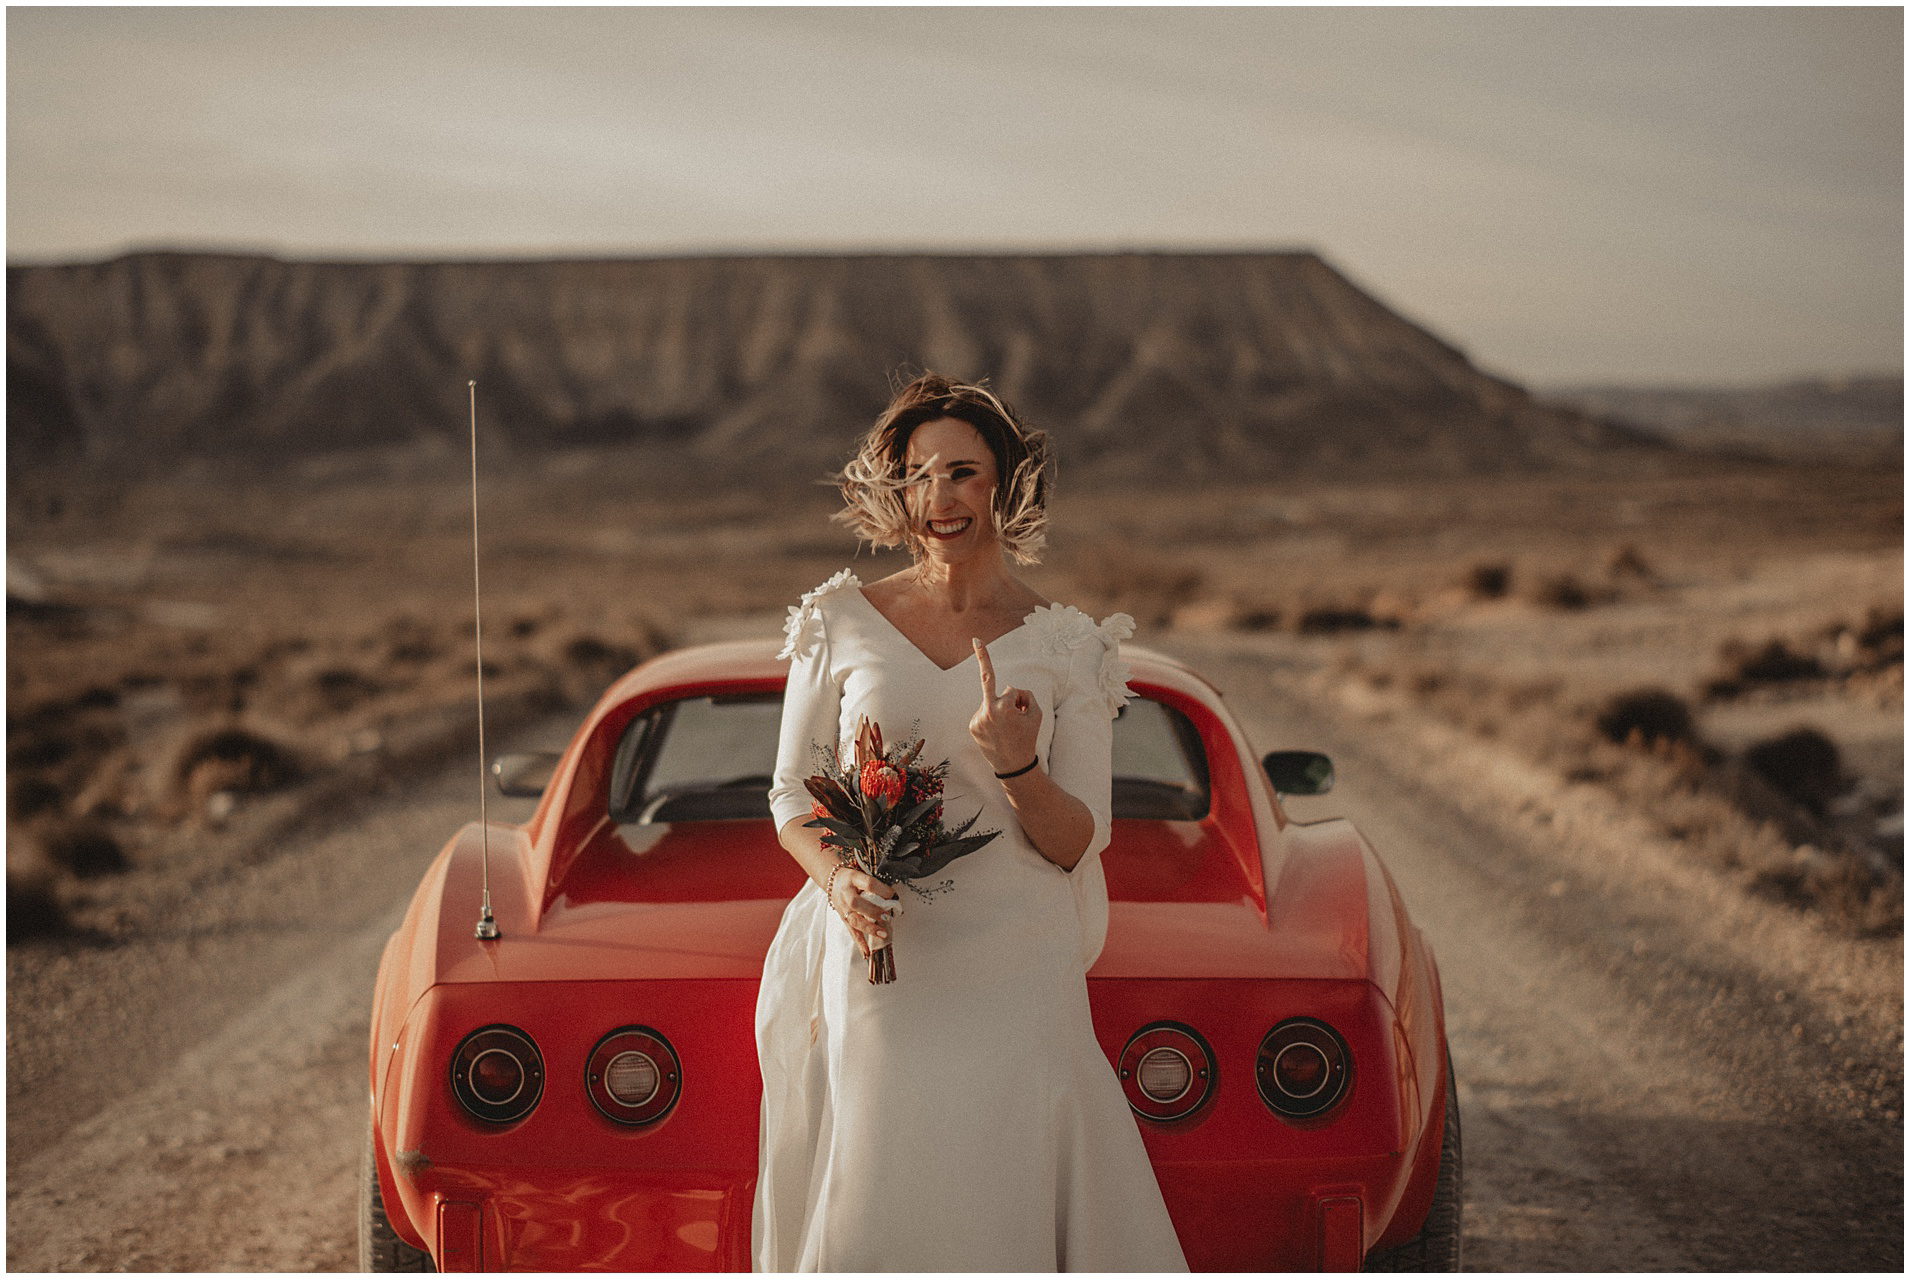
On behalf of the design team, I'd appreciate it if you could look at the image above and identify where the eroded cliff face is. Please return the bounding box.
[7,250,1647,480]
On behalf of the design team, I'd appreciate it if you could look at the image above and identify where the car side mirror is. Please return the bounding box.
[1262,750,1334,796]
[493,751,561,798]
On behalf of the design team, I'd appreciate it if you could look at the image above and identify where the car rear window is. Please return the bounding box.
[608,691,1210,824]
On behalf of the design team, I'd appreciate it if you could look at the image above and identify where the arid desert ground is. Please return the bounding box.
[6,448,1902,1268]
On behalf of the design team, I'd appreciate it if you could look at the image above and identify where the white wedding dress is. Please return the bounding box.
[751,571,1188,1272]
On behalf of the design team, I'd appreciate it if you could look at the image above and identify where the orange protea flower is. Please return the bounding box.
[860,760,905,806]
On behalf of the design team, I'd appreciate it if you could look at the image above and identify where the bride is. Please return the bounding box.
[752,374,1188,1271]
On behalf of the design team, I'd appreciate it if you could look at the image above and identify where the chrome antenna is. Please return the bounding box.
[469,380,500,942]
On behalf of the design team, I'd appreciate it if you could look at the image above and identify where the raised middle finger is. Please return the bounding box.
[973,639,998,701]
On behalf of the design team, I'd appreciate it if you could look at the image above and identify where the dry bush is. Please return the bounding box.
[1465,561,1511,600]
[1595,688,1697,749]
[9,775,65,822]
[1532,573,1593,610]
[168,725,304,820]
[1235,606,1282,632]
[1741,727,1847,817]
[6,839,66,941]
[1297,605,1395,635]
[1751,850,1903,936]
[1841,607,1903,672]
[1606,543,1655,581]
[311,666,383,713]
[557,633,643,705]
[38,819,129,878]
[1708,638,1826,699]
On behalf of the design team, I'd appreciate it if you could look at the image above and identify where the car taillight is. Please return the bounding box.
[1257,1018,1351,1119]
[1117,1023,1215,1121]
[586,1027,681,1125]
[451,1026,544,1124]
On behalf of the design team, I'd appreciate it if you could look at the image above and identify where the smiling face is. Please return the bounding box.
[903,417,999,561]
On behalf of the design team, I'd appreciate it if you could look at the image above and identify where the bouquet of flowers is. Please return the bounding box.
[804,717,1000,984]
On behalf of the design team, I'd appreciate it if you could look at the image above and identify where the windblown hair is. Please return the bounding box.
[833,373,1052,565]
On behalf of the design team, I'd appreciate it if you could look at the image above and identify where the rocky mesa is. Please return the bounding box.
[7,250,1657,482]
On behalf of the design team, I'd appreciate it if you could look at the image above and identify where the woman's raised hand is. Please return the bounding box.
[828,864,897,958]
[969,638,1041,776]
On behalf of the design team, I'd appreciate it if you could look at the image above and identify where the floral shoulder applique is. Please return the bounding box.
[1093,612,1137,716]
[778,569,862,662]
[1032,604,1136,715]
[1025,602,1102,656]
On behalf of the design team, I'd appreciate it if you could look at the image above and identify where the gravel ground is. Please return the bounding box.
[7,623,1899,1270]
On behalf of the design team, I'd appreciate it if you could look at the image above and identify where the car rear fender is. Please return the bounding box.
[369,822,537,1099]
[1263,820,1442,1153]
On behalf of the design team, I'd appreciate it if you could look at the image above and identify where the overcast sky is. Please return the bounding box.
[7,6,1902,386]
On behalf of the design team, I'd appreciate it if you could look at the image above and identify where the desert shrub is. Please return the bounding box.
[1607,544,1654,580]
[1466,562,1511,599]
[8,731,76,770]
[1731,638,1824,684]
[1742,727,1846,817]
[39,820,128,877]
[1533,573,1592,610]
[564,635,638,670]
[384,615,443,664]
[1595,687,1696,748]
[8,775,64,822]
[6,860,65,941]
[1235,606,1282,632]
[1706,638,1826,697]
[173,726,302,796]
[1298,606,1397,635]
[1855,607,1904,669]
[1858,607,1903,649]
[312,667,382,712]
[556,634,643,705]
[1751,851,1901,936]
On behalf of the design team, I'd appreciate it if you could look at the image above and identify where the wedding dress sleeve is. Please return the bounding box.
[1042,610,1136,970]
[767,574,855,833]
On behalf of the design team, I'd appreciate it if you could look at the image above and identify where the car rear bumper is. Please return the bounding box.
[374,976,1428,1271]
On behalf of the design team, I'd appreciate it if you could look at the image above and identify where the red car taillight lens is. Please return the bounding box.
[1257,1018,1351,1119]
[451,1026,544,1124]
[1118,1023,1215,1121]
[586,1027,681,1126]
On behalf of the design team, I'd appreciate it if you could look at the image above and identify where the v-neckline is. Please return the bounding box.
[854,586,1043,674]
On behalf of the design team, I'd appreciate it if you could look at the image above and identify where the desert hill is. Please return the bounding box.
[1545,376,1903,464]
[8,250,1655,482]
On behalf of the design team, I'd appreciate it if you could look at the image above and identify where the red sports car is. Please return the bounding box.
[360,639,1460,1271]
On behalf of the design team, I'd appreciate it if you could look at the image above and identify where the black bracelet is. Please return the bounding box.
[994,755,1040,780]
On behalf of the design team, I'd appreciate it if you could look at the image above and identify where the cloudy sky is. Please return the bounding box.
[7,6,1901,386]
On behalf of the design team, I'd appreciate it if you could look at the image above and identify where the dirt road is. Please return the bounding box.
[6,629,1901,1270]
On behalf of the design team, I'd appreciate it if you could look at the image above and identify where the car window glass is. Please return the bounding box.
[1111,699,1211,821]
[611,694,782,823]
[609,691,1209,824]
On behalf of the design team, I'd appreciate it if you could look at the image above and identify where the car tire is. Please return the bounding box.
[1365,1047,1462,1272]
[360,1117,436,1272]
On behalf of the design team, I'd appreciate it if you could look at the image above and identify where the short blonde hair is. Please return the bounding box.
[832,373,1051,565]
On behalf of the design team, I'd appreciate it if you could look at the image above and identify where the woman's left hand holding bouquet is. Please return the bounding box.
[777,815,898,957]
